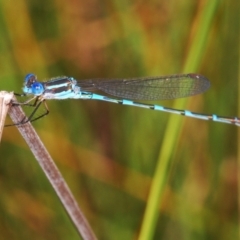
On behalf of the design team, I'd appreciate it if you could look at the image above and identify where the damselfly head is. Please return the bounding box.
[23,73,44,96]
[24,73,37,87]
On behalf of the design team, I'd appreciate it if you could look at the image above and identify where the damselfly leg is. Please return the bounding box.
[5,95,49,126]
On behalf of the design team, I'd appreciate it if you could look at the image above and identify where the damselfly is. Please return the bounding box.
[9,73,240,126]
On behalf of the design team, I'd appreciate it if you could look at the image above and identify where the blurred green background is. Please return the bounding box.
[0,0,239,239]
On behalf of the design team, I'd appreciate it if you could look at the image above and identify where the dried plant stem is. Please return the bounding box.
[7,95,97,240]
[0,91,14,142]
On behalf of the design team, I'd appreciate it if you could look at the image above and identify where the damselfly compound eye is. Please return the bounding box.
[24,73,37,87]
[32,82,44,95]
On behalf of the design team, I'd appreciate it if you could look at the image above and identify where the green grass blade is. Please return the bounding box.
[139,1,221,239]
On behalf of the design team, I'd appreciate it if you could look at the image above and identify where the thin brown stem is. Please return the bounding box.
[7,95,97,240]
